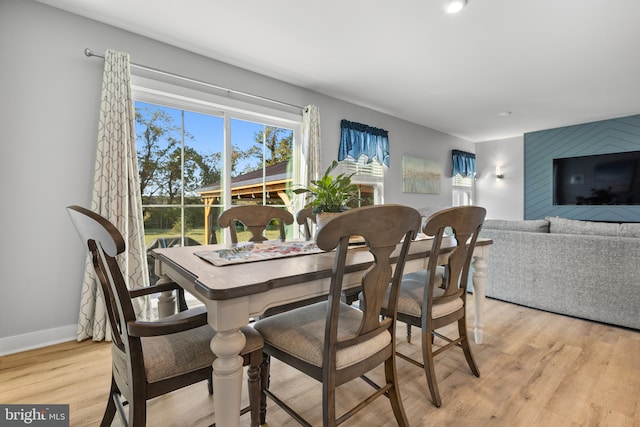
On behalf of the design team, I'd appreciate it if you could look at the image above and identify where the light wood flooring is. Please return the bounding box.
[1,297,639,426]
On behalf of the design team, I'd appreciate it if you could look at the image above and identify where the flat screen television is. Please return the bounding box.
[553,151,640,205]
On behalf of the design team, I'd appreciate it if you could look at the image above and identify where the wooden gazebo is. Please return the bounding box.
[197,161,293,243]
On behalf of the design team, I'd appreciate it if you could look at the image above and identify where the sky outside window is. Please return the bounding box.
[135,101,276,198]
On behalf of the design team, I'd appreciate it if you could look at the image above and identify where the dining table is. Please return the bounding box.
[151,236,492,427]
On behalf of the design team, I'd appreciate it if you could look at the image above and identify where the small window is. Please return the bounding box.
[340,158,384,207]
[452,174,474,206]
[340,157,384,178]
[453,174,474,187]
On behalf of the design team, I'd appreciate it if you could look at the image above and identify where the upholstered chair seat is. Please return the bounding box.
[255,302,390,369]
[391,269,462,319]
[111,313,263,384]
[370,267,445,342]
[396,282,462,318]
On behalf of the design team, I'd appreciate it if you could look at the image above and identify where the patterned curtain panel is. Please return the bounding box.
[451,149,476,178]
[338,120,390,167]
[298,105,321,210]
[78,49,150,341]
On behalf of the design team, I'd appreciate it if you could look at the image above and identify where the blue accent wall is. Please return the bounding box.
[524,114,640,222]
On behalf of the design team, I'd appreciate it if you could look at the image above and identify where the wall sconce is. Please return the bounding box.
[495,166,505,181]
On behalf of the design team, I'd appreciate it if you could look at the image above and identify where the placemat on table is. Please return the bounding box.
[195,240,324,266]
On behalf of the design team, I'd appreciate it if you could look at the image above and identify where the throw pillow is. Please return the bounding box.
[545,217,621,236]
[619,223,640,238]
[483,219,550,233]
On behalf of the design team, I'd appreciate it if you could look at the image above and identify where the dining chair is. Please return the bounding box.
[218,204,294,243]
[66,205,267,427]
[296,206,363,305]
[380,205,486,408]
[254,205,422,426]
[296,207,316,240]
[258,208,324,318]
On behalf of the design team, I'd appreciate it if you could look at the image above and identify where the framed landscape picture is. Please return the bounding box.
[402,155,441,194]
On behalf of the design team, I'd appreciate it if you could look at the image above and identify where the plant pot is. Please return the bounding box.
[315,211,341,233]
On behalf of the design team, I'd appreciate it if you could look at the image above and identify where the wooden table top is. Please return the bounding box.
[152,237,492,301]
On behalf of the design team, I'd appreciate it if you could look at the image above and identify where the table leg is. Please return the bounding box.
[157,291,176,319]
[210,328,246,427]
[471,250,488,344]
[154,259,176,318]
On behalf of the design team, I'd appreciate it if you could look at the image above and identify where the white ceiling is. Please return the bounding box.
[38,0,640,142]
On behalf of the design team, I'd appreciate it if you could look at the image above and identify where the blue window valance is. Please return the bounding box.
[338,119,390,167]
[452,149,476,178]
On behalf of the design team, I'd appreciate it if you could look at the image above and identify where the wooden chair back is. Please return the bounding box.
[316,205,421,374]
[423,206,486,322]
[67,205,131,351]
[218,205,294,243]
[296,207,315,240]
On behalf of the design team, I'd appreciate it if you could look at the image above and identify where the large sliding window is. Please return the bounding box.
[132,78,301,267]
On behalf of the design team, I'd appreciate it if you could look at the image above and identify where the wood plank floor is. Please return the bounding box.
[1,297,639,426]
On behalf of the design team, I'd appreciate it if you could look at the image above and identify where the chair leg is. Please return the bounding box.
[406,323,412,343]
[247,351,262,427]
[322,376,337,427]
[259,354,270,425]
[129,388,147,427]
[384,354,410,427]
[422,329,442,408]
[100,378,118,427]
[458,318,480,377]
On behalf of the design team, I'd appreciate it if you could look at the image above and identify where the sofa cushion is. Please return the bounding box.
[619,223,640,238]
[483,219,550,233]
[545,217,621,236]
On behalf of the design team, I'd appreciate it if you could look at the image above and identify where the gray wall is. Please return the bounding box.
[0,0,476,354]
[475,136,525,220]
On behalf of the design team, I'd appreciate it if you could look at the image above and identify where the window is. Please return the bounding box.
[451,149,475,207]
[339,156,385,207]
[337,120,388,207]
[452,174,474,206]
[132,77,302,262]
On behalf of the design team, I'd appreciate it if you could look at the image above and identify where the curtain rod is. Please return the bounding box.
[84,48,304,111]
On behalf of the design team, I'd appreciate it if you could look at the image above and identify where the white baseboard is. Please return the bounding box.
[0,295,205,356]
[0,324,77,356]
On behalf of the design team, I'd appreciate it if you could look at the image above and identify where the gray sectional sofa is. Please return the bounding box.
[478,217,640,330]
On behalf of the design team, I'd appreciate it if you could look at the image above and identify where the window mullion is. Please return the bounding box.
[222,112,232,210]
[181,109,186,245]
[262,125,267,204]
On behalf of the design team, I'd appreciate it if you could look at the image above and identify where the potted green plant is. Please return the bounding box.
[293,160,359,227]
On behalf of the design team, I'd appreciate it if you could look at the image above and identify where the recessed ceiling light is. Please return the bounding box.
[444,0,467,14]
[498,111,512,117]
